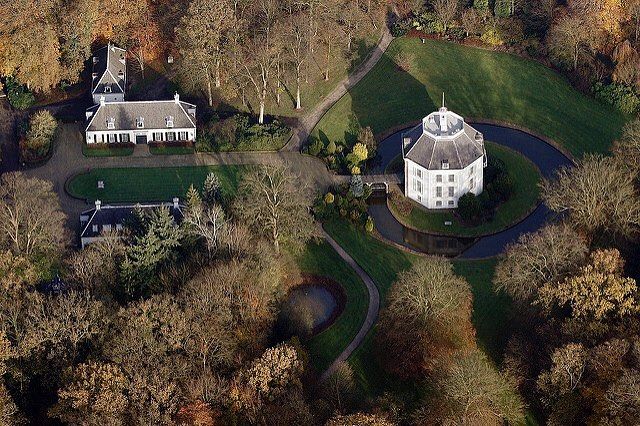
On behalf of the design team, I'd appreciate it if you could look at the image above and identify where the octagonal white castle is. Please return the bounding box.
[402,97,487,209]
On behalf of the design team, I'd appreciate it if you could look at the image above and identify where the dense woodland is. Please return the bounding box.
[1,0,640,425]
[0,0,386,123]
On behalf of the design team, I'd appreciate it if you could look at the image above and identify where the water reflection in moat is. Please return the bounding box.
[367,194,476,257]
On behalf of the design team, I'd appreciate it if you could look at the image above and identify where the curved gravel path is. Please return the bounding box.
[283,29,393,152]
[320,228,380,381]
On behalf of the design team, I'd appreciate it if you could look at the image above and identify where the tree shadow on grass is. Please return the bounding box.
[346,51,436,145]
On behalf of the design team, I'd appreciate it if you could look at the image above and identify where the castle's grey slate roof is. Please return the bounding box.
[403,119,485,170]
[86,100,196,132]
[80,202,184,239]
[92,43,126,95]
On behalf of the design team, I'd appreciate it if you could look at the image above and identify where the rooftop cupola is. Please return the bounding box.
[439,93,447,133]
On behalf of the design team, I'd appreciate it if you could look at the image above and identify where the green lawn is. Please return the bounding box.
[389,142,541,237]
[67,165,244,203]
[323,220,511,396]
[295,240,369,373]
[313,37,628,156]
[149,145,196,155]
[82,145,134,157]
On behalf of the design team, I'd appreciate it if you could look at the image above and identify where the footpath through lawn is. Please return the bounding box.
[313,37,628,156]
[295,240,369,374]
[323,220,511,397]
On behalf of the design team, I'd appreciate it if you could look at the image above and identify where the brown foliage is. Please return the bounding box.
[495,223,588,305]
[538,249,639,321]
[378,258,475,379]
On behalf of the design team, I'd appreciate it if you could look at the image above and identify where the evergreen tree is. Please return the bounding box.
[349,175,364,198]
[494,0,512,17]
[121,208,182,297]
[202,172,222,205]
[473,0,490,12]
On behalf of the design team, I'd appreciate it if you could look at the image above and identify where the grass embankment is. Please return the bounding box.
[295,241,369,373]
[82,146,134,157]
[323,220,511,396]
[149,145,196,155]
[313,37,627,156]
[389,142,541,237]
[67,165,244,203]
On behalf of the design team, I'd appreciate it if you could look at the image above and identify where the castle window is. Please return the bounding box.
[104,84,111,93]
[436,201,442,207]
[106,117,115,129]
[436,187,442,197]
[413,179,422,194]
[448,187,454,197]
[414,168,422,179]
[442,159,449,170]
[436,175,442,183]
[166,116,174,128]
[136,117,144,128]
[448,174,455,182]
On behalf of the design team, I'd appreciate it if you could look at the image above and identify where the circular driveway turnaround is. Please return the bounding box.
[372,123,574,259]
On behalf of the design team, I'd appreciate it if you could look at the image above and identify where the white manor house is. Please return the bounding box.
[402,102,486,209]
[85,43,196,145]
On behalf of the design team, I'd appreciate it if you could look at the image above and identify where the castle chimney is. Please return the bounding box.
[173,197,179,208]
[100,96,105,106]
[95,200,102,211]
[174,92,180,103]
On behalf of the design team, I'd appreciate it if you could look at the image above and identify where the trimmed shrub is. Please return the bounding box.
[325,140,337,155]
[593,82,640,115]
[308,139,324,156]
[481,27,505,46]
[324,192,335,204]
[458,193,483,222]
[365,216,374,233]
[5,77,35,110]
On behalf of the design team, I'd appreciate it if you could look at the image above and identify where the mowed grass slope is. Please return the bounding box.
[323,220,511,395]
[295,240,369,373]
[67,165,244,203]
[313,37,627,156]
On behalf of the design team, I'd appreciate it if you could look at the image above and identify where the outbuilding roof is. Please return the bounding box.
[80,200,184,240]
[91,43,126,96]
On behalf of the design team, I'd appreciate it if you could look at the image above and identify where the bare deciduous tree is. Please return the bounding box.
[0,172,68,258]
[541,155,640,240]
[234,165,316,254]
[433,0,459,33]
[547,13,598,70]
[494,223,588,304]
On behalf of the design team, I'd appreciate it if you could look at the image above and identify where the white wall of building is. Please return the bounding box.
[86,127,196,144]
[404,156,484,209]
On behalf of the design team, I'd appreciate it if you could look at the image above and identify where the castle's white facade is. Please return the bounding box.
[402,104,486,209]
